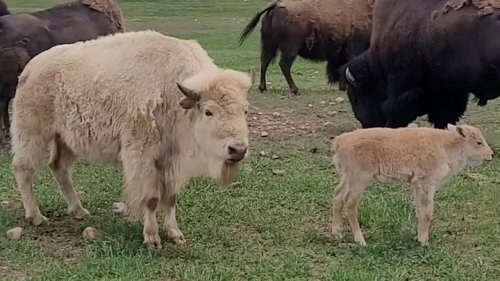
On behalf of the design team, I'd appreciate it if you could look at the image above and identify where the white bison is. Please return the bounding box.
[10,30,253,248]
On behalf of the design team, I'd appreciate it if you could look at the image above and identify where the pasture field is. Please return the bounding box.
[1,0,500,280]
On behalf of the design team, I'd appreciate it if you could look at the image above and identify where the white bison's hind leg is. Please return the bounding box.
[11,137,50,225]
[162,193,186,245]
[48,137,89,220]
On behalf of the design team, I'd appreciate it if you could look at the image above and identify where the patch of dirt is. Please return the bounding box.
[248,99,359,142]
[0,261,26,281]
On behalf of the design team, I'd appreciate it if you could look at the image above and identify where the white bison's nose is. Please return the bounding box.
[227,143,247,162]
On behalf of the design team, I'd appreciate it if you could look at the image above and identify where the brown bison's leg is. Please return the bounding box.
[49,136,89,220]
[259,37,278,93]
[279,54,299,95]
[11,137,51,226]
[2,85,15,141]
[162,192,186,245]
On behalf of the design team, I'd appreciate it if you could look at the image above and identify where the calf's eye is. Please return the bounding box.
[205,110,213,117]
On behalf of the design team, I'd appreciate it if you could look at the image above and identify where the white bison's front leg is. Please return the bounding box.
[162,193,186,245]
[121,149,163,249]
[143,197,161,249]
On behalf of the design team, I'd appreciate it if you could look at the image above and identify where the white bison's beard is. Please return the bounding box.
[215,161,242,186]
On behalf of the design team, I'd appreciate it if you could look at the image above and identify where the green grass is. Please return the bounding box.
[1,0,500,280]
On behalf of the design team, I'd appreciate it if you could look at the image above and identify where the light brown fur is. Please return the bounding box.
[80,0,125,31]
[277,0,374,35]
[10,30,252,249]
[330,124,493,246]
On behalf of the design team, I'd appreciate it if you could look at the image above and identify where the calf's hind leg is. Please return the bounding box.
[331,175,348,240]
[49,137,89,219]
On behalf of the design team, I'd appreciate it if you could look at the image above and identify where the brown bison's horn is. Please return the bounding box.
[345,67,356,87]
[176,82,201,101]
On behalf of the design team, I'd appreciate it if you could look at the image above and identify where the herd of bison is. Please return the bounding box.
[2,0,500,249]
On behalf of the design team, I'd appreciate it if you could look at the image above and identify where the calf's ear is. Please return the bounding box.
[447,124,466,137]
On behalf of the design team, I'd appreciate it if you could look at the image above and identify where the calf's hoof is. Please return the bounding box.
[354,236,367,246]
[258,85,267,93]
[417,236,429,247]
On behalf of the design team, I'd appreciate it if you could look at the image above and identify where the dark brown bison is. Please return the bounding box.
[0,1,10,16]
[239,0,374,95]
[0,0,124,142]
[343,0,500,129]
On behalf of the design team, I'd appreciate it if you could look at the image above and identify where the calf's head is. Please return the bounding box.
[177,69,253,185]
[447,124,494,165]
[344,54,386,128]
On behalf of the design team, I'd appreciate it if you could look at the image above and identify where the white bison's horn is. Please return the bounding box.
[176,82,201,101]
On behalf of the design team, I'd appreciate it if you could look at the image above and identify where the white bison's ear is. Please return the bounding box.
[177,82,200,110]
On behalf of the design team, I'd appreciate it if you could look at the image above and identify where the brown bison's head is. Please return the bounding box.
[176,68,254,186]
[0,0,10,16]
[0,38,31,83]
[344,53,387,128]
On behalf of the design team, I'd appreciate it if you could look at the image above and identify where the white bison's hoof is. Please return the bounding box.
[27,214,49,226]
[68,206,90,220]
[143,234,162,249]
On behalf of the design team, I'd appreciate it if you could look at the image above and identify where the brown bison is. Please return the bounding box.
[239,0,374,95]
[343,0,500,129]
[0,0,10,16]
[0,0,124,142]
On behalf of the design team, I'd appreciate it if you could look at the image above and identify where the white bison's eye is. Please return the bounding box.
[205,110,213,117]
[477,141,483,145]
[244,110,248,115]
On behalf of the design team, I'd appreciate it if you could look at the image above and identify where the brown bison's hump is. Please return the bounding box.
[440,0,500,17]
[277,0,373,34]
[80,0,125,31]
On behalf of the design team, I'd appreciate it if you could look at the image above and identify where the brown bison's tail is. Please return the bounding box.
[238,0,280,45]
[0,0,11,16]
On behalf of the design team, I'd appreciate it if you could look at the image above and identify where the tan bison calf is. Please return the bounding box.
[10,30,253,249]
[329,124,494,246]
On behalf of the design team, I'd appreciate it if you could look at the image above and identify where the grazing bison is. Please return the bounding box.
[11,30,253,249]
[0,0,124,142]
[239,0,374,95]
[342,0,500,129]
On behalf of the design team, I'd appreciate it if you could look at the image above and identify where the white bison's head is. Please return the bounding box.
[176,68,253,185]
